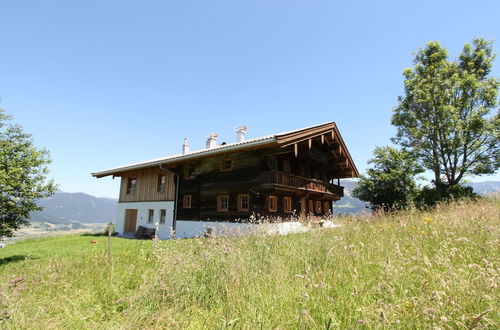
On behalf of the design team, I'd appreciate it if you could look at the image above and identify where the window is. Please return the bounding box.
[183,195,192,208]
[126,178,137,195]
[184,165,195,179]
[283,160,291,173]
[323,201,331,214]
[315,201,322,213]
[284,197,292,213]
[238,194,250,212]
[217,195,229,212]
[268,195,277,212]
[160,209,166,224]
[148,209,154,223]
[157,174,166,192]
[220,159,232,171]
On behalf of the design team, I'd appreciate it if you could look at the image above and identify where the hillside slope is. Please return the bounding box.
[29,190,117,224]
[2,198,498,328]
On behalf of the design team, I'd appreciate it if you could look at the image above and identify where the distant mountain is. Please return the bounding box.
[332,180,369,215]
[465,181,500,196]
[29,190,117,224]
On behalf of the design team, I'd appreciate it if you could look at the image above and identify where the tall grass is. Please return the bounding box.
[0,198,498,328]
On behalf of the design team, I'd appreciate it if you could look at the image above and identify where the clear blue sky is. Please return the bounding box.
[1,0,499,198]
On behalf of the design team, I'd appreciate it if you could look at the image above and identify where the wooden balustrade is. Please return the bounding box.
[261,171,343,195]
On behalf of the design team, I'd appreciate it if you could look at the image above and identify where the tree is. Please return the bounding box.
[0,110,56,238]
[392,38,499,190]
[352,146,423,211]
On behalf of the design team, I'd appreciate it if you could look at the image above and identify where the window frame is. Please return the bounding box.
[315,201,322,213]
[126,178,137,195]
[159,209,166,224]
[268,195,277,212]
[217,195,229,212]
[220,158,233,172]
[284,196,292,213]
[323,201,331,214]
[238,194,250,212]
[184,165,195,179]
[147,209,154,223]
[157,174,166,193]
[183,195,192,209]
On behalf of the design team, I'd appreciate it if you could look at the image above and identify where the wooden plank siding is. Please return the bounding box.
[119,168,175,202]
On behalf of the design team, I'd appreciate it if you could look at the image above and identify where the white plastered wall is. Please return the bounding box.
[116,201,175,239]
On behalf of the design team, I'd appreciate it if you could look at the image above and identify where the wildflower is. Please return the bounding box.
[422,217,434,224]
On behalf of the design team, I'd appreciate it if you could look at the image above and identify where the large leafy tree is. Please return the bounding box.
[392,38,499,188]
[0,110,56,238]
[353,146,423,211]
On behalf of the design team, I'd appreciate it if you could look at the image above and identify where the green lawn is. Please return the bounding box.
[1,198,499,329]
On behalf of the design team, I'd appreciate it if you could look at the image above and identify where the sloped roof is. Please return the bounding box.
[91,121,358,178]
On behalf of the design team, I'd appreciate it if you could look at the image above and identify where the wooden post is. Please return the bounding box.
[294,143,298,157]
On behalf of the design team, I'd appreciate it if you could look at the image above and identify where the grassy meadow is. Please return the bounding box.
[0,198,499,329]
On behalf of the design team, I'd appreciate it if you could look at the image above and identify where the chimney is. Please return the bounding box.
[182,138,190,155]
[235,125,248,142]
[206,133,218,148]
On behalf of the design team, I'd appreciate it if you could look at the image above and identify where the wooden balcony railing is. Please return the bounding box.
[261,171,344,195]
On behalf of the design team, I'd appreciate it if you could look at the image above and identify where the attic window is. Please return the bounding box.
[183,195,192,208]
[184,165,195,179]
[157,174,166,192]
[127,178,137,195]
[220,159,232,172]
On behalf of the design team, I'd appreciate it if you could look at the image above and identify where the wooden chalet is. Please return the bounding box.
[92,122,358,238]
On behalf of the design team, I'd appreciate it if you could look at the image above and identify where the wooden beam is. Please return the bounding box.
[308,139,312,150]
[321,135,325,144]
[294,143,298,157]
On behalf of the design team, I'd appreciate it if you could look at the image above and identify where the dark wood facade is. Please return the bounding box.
[93,122,358,222]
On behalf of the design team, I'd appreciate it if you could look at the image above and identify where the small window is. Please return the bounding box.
[160,209,166,224]
[127,178,137,195]
[268,195,277,212]
[323,201,331,214]
[238,194,249,212]
[220,159,232,171]
[283,160,291,173]
[183,195,192,208]
[184,165,195,179]
[217,195,229,212]
[284,197,292,213]
[315,201,322,213]
[157,174,166,192]
[148,209,154,223]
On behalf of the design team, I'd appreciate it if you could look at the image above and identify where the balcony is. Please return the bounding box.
[261,171,344,196]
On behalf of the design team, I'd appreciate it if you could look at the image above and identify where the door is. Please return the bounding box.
[124,209,138,233]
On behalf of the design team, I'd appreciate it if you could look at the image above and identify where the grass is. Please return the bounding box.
[0,198,499,329]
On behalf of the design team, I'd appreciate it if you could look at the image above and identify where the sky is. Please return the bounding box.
[1,0,499,198]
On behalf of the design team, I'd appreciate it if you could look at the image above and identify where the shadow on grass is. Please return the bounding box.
[0,255,36,266]
[80,232,118,237]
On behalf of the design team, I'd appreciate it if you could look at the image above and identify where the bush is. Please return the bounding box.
[415,183,477,208]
